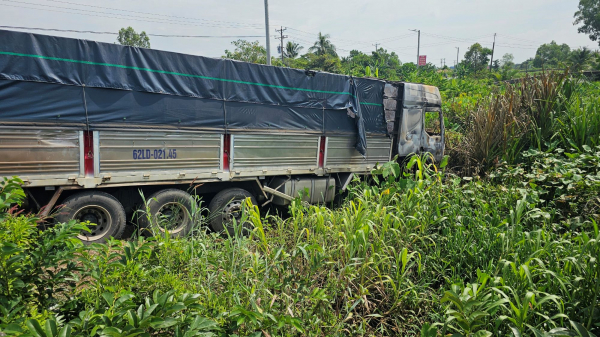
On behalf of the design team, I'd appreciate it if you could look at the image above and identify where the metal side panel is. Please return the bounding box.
[325,135,392,172]
[0,128,81,186]
[367,136,394,165]
[97,130,221,183]
[230,134,319,176]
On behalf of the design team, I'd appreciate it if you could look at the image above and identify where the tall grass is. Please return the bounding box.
[2,150,599,335]
[447,72,600,176]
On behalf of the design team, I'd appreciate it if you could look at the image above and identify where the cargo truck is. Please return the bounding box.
[0,30,444,243]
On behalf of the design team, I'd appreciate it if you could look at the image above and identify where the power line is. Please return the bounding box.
[287,27,415,48]
[382,33,538,59]
[3,0,254,28]
[0,25,265,38]
[495,43,538,49]
[421,32,494,43]
[286,34,370,53]
[291,27,542,65]
[496,33,541,44]
[287,27,371,44]
[150,33,264,38]
[0,25,115,34]
[377,42,418,57]
[417,32,538,50]
[43,0,266,28]
[3,0,551,50]
[392,33,494,49]
[401,32,537,49]
[289,32,413,55]
[0,0,265,30]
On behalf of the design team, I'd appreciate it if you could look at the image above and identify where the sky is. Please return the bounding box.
[0,0,595,66]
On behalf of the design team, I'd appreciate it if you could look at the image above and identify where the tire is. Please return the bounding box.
[55,191,126,244]
[138,189,194,238]
[208,188,257,236]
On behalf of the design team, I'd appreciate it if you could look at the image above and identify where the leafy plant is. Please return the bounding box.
[440,272,505,336]
[0,177,25,221]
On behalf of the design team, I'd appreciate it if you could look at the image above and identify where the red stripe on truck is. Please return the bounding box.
[83,131,94,176]
[223,134,231,171]
[318,136,326,168]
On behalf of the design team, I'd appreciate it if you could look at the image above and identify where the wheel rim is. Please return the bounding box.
[155,202,190,233]
[74,205,112,241]
[221,199,243,226]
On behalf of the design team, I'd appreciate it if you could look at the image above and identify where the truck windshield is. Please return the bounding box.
[424,110,442,136]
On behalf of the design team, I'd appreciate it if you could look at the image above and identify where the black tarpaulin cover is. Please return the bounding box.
[0,29,386,154]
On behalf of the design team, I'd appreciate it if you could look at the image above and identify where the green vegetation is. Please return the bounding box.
[1,143,599,335]
[222,23,600,81]
[1,72,600,336]
[574,0,600,47]
[224,40,268,64]
[117,27,151,48]
[3,12,600,335]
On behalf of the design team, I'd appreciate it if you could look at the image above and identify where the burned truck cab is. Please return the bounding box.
[384,82,445,163]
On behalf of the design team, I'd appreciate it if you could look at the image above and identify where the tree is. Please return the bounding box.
[574,0,600,46]
[518,57,534,71]
[463,43,492,73]
[496,53,518,80]
[371,48,401,79]
[223,40,267,64]
[533,41,571,68]
[500,53,515,68]
[397,62,420,80]
[284,41,303,59]
[492,60,500,71]
[117,27,150,48]
[303,53,341,73]
[308,32,337,57]
[340,50,371,76]
[569,47,593,72]
[340,49,401,79]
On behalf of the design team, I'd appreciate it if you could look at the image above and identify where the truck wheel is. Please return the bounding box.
[139,189,194,238]
[208,188,257,236]
[56,191,126,244]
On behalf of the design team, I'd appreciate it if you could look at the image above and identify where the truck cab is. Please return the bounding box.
[385,82,445,162]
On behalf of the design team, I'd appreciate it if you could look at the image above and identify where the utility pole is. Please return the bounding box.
[410,29,420,68]
[263,0,271,65]
[489,33,496,72]
[373,43,379,52]
[455,47,459,69]
[275,26,288,66]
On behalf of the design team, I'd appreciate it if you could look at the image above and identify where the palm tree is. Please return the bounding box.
[308,32,337,57]
[284,41,303,59]
[569,47,593,72]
